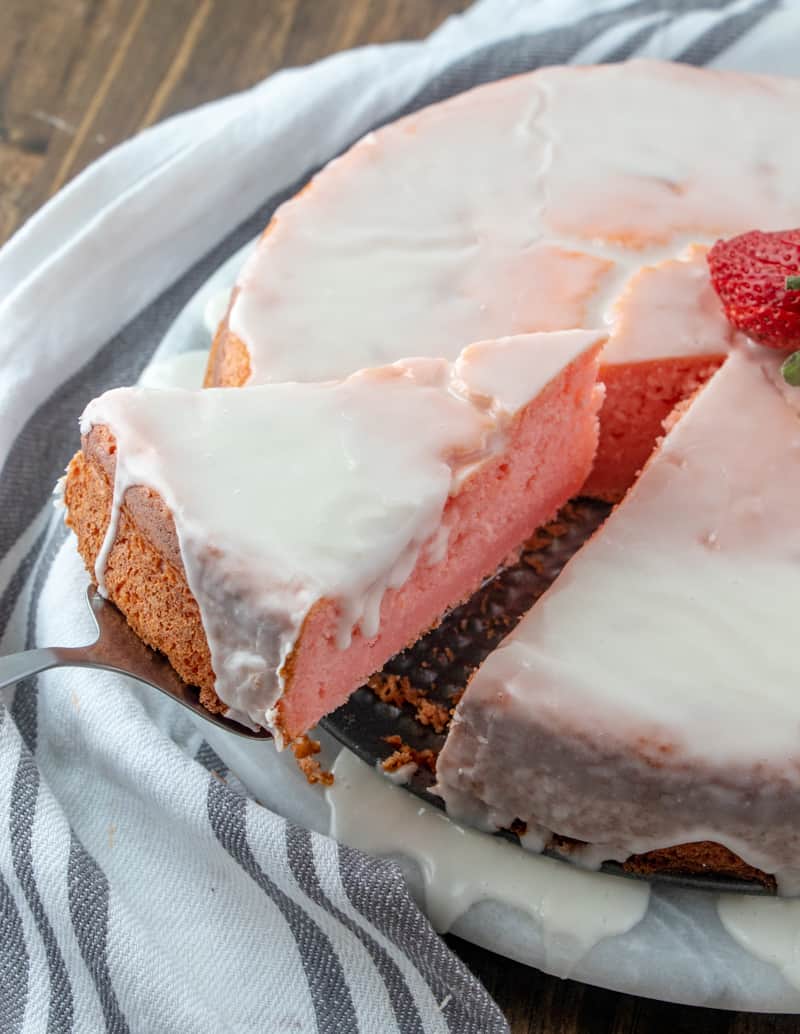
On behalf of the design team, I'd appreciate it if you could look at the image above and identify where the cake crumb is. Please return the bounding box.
[524,529,552,551]
[292,735,320,760]
[523,506,576,557]
[522,553,545,574]
[368,673,452,734]
[381,735,437,774]
[413,696,450,734]
[368,672,414,708]
[291,735,334,786]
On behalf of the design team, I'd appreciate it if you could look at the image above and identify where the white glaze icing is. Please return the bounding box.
[537,63,800,244]
[52,475,66,510]
[602,245,736,364]
[328,748,649,970]
[203,290,231,337]
[436,347,800,879]
[228,61,800,385]
[82,329,601,733]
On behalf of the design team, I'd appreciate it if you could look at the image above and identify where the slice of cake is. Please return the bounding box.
[582,246,732,499]
[206,60,800,499]
[65,330,603,743]
[435,346,800,889]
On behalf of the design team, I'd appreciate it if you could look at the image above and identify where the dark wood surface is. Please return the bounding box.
[1,3,795,1031]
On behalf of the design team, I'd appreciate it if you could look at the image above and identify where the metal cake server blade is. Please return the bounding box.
[0,584,268,739]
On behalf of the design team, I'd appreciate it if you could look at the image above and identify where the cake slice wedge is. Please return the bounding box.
[65,329,603,744]
[435,346,800,889]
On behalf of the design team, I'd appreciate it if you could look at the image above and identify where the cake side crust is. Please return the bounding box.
[64,441,222,712]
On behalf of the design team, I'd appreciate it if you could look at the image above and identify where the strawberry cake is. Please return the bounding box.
[206,60,800,499]
[65,332,602,743]
[63,57,800,888]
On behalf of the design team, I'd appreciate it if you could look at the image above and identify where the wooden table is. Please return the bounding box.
[1,3,795,1031]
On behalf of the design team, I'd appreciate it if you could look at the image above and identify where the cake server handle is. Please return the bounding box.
[0,647,75,689]
[0,586,269,739]
[0,641,145,689]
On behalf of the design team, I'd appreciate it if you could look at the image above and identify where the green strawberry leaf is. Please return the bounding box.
[781,351,800,386]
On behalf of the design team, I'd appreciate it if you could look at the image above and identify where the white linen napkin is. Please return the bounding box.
[1,1,798,1030]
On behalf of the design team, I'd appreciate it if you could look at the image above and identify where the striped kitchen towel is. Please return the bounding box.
[0,1,797,1031]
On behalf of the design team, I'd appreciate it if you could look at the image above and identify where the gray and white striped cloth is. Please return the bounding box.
[1,1,797,1030]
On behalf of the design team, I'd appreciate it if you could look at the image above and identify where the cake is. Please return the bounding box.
[205,60,800,499]
[436,346,800,892]
[62,58,800,888]
[65,331,603,743]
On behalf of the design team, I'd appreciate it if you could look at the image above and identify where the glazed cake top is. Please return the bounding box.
[82,329,602,731]
[227,60,800,384]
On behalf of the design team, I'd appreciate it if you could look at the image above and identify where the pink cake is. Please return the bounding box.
[65,331,603,742]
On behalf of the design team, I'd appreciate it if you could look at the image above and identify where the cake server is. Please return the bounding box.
[0,583,269,739]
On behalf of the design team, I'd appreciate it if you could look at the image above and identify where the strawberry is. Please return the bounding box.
[707,229,800,351]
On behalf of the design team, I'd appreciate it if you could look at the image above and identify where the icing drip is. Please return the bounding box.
[228,61,800,387]
[82,330,602,733]
[93,353,225,595]
[52,475,66,511]
[203,290,231,337]
[327,749,649,973]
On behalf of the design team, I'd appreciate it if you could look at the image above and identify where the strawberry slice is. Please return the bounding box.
[707,229,800,351]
